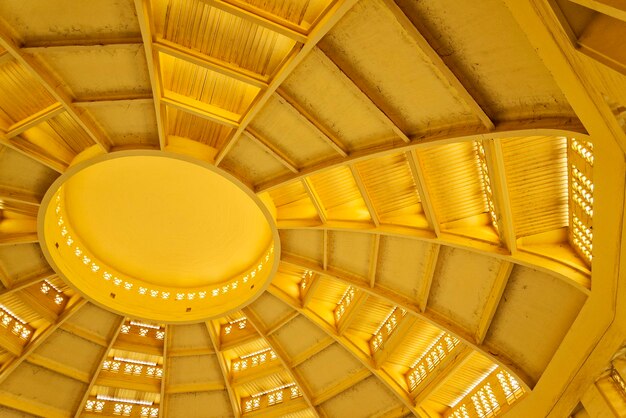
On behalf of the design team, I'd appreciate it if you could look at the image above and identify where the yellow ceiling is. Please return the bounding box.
[0,0,624,417]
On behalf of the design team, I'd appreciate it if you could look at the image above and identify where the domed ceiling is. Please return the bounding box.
[0,0,625,417]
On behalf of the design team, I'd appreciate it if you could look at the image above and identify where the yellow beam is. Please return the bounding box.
[290,337,334,367]
[380,0,494,131]
[373,316,418,368]
[21,37,143,49]
[74,96,154,108]
[27,353,90,383]
[580,382,618,418]
[406,150,441,237]
[0,391,68,418]
[568,0,626,23]
[0,24,110,152]
[242,308,321,418]
[301,276,321,309]
[215,0,361,164]
[418,244,440,313]
[312,368,370,405]
[166,382,225,394]
[200,0,308,43]
[205,321,241,418]
[4,103,65,139]
[302,178,328,224]
[134,0,167,150]
[243,130,299,173]
[153,39,268,89]
[475,261,513,344]
[368,234,381,288]
[159,325,169,418]
[231,362,284,387]
[17,288,59,322]
[161,91,240,128]
[275,90,348,157]
[482,139,517,253]
[337,292,368,336]
[315,48,411,144]
[60,323,108,347]
[350,164,380,227]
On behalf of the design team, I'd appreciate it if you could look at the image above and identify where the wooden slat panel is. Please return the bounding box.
[308,167,371,223]
[156,0,296,76]
[419,141,487,224]
[501,136,569,237]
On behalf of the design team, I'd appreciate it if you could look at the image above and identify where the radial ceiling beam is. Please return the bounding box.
[368,234,381,288]
[311,368,370,405]
[301,275,322,309]
[350,164,381,227]
[0,24,110,152]
[17,288,59,323]
[74,96,154,108]
[4,103,65,139]
[134,0,167,150]
[568,0,626,22]
[73,317,124,418]
[199,0,308,43]
[0,133,67,173]
[275,90,348,157]
[205,321,241,418]
[337,292,368,336]
[243,130,299,173]
[406,149,441,237]
[0,188,39,210]
[280,255,533,388]
[268,286,421,416]
[153,39,268,89]
[159,325,170,418]
[0,298,87,385]
[161,93,240,129]
[475,261,513,345]
[302,178,328,224]
[380,0,494,131]
[482,139,517,254]
[215,0,361,165]
[0,233,38,246]
[314,48,411,144]
[21,37,143,50]
[417,244,440,313]
[241,308,321,418]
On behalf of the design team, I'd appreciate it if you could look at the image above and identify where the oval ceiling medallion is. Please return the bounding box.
[39,151,280,323]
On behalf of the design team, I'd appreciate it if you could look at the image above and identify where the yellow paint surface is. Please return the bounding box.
[63,155,271,287]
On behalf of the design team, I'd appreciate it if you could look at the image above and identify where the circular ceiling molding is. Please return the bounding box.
[38,151,280,323]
